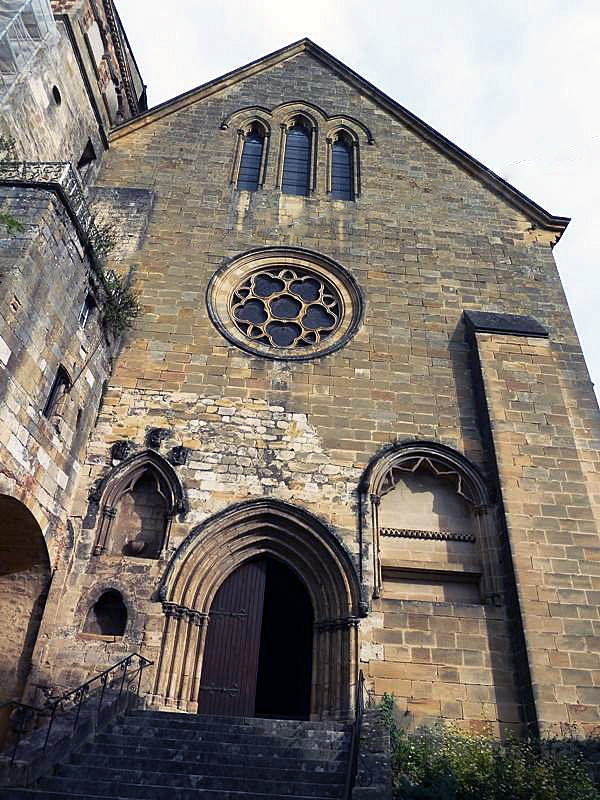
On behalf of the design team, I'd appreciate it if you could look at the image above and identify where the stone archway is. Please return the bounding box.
[153,500,364,720]
[0,495,51,739]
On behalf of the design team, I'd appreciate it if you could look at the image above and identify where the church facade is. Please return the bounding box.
[1,4,600,743]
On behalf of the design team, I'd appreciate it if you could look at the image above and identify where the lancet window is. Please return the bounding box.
[331,132,354,200]
[281,118,313,196]
[237,125,265,191]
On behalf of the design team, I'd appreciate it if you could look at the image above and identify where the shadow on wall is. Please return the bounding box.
[0,495,51,744]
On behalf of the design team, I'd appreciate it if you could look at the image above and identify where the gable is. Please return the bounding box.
[108,39,569,237]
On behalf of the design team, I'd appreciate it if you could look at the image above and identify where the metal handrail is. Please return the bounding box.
[343,669,365,800]
[0,652,153,766]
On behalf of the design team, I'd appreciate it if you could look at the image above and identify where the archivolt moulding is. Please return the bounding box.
[154,499,366,719]
[220,102,374,145]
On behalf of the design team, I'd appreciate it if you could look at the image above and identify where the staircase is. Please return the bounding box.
[2,709,351,799]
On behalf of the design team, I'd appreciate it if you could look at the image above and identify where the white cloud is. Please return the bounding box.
[118,0,600,399]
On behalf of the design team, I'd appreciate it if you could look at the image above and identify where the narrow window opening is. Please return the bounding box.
[331,135,354,200]
[52,85,61,106]
[77,139,97,178]
[78,292,96,327]
[282,121,311,196]
[83,590,127,637]
[238,127,264,191]
[42,365,71,419]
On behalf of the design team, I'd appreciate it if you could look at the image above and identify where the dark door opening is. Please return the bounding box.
[255,558,313,719]
[198,556,313,719]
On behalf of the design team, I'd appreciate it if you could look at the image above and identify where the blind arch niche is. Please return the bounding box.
[366,442,498,603]
[91,449,186,558]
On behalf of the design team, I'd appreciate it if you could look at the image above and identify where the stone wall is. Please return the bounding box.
[0,186,112,561]
[365,597,521,736]
[471,330,600,735]
[23,48,600,732]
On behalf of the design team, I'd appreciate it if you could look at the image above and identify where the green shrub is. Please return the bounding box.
[102,269,140,334]
[381,696,600,800]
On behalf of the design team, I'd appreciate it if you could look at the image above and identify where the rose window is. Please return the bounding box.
[230,269,341,349]
[207,248,363,361]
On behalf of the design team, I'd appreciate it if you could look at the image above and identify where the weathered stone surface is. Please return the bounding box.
[1,35,598,744]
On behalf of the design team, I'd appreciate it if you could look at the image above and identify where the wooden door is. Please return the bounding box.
[198,559,266,716]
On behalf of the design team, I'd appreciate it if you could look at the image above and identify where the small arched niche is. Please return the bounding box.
[91,450,186,558]
[368,444,490,603]
[111,472,168,558]
[83,590,127,637]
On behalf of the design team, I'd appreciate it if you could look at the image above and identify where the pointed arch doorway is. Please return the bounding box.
[199,557,313,718]
[155,500,364,720]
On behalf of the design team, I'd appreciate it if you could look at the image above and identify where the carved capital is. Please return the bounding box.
[315,616,360,633]
[169,445,189,466]
[162,601,207,626]
[162,601,183,619]
[146,428,170,449]
[187,610,209,627]
[111,440,132,462]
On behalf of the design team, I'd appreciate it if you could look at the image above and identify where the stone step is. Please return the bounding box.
[1,789,338,800]
[52,764,343,796]
[105,725,350,750]
[0,791,112,799]
[69,751,346,781]
[80,739,347,766]
[0,710,351,800]
[38,777,342,800]
[129,712,348,733]
[110,720,349,746]
[93,731,348,756]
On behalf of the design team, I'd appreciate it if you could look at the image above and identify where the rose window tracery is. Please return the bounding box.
[207,247,363,361]
[230,268,341,349]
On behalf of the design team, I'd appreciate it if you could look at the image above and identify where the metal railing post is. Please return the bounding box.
[0,653,153,763]
[343,670,366,800]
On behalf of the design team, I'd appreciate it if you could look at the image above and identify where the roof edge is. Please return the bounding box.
[109,37,570,236]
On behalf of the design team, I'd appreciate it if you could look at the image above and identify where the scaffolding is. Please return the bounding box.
[0,0,57,102]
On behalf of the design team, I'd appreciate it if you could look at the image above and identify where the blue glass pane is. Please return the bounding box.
[290,278,320,302]
[234,299,268,324]
[266,321,302,347]
[282,126,310,196]
[254,274,285,297]
[270,295,302,319]
[332,140,353,200]
[238,131,263,191]
[302,305,336,330]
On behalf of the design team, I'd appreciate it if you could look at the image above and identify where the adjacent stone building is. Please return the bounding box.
[1,8,599,747]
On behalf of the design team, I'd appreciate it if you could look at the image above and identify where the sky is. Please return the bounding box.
[117,0,600,401]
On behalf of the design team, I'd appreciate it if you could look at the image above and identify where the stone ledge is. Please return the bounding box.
[463,310,549,338]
